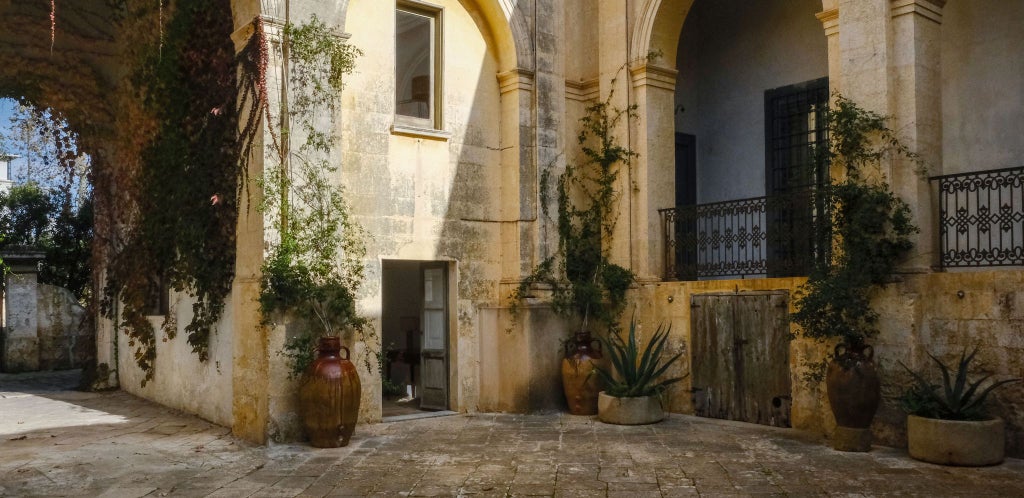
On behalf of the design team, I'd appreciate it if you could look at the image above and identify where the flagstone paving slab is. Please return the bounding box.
[2,370,1024,497]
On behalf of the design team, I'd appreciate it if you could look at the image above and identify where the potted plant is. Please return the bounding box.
[256,16,370,448]
[900,347,1021,466]
[510,86,635,415]
[594,318,686,425]
[790,96,918,452]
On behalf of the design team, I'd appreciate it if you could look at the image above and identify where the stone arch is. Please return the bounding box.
[633,0,834,68]
[457,0,533,72]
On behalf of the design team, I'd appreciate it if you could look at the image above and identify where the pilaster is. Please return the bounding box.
[629,63,678,282]
[889,0,944,270]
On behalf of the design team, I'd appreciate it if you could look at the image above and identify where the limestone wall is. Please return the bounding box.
[35,284,90,371]
[117,292,234,428]
[634,271,1024,457]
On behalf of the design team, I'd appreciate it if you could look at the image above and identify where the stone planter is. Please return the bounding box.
[907,415,1005,466]
[597,391,665,425]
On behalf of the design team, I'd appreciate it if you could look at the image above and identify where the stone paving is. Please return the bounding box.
[2,371,1024,497]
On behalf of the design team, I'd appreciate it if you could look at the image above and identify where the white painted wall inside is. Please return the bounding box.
[117,292,233,427]
[941,0,1024,174]
[674,0,828,203]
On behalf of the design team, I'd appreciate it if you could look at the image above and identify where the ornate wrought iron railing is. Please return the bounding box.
[931,166,1024,268]
[659,189,829,281]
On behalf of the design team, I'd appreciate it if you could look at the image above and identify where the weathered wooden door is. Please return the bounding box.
[419,263,448,410]
[691,291,791,427]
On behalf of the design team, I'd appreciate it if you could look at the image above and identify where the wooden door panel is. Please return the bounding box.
[419,264,448,411]
[691,291,791,427]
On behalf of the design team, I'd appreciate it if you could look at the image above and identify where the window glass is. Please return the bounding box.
[396,9,433,122]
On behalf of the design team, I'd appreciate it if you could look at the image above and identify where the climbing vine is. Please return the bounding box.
[511,81,636,333]
[100,0,240,383]
[241,16,370,377]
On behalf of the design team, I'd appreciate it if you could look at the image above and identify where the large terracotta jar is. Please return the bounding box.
[562,330,603,415]
[826,343,881,427]
[299,336,361,448]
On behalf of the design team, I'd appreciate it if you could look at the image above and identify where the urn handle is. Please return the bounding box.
[339,345,351,360]
[834,344,846,357]
[590,339,602,354]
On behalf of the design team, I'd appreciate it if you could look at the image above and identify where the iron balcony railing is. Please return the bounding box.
[931,166,1024,268]
[659,189,829,281]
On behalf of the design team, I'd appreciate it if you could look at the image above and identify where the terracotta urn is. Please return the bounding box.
[561,330,603,415]
[826,342,880,451]
[298,336,361,447]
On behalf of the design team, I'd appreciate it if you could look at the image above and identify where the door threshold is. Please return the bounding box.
[382,410,457,423]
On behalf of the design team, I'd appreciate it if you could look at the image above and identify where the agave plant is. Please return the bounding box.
[899,347,1021,421]
[595,319,687,398]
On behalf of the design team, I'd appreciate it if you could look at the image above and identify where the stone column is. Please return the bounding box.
[229,14,273,444]
[889,0,945,270]
[816,8,841,94]
[1,249,45,372]
[498,68,537,281]
[629,63,678,282]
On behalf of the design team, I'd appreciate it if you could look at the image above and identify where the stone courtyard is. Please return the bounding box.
[1,371,1022,497]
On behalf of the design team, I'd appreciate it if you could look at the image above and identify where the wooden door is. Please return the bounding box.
[419,263,448,410]
[691,291,791,427]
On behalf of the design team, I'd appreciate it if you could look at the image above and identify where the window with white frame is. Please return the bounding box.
[395,2,441,129]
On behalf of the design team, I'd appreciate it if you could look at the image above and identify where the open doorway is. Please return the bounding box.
[380,260,450,419]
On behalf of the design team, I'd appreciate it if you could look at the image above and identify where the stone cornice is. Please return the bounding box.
[891,0,944,24]
[565,78,600,102]
[230,15,350,52]
[816,8,839,37]
[497,68,535,95]
[629,64,678,91]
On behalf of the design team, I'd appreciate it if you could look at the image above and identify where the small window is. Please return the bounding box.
[396,2,441,129]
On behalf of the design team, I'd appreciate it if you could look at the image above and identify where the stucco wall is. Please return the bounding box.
[941,0,1024,174]
[117,292,234,428]
[674,0,828,203]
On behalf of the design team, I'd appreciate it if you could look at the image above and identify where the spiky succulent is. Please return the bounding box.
[900,347,1020,421]
[595,319,687,398]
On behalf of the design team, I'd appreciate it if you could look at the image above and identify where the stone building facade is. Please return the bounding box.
[2,0,1022,454]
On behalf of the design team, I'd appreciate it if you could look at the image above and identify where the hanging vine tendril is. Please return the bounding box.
[50,0,56,54]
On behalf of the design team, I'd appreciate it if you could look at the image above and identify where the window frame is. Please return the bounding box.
[395,0,444,132]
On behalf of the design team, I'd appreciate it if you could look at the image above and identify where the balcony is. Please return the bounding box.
[659,189,829,281]
[932,166,1024,268]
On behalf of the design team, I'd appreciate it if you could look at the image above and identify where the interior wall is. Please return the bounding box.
[382,260,424,385]
[941,0,1024,175]
[674,0,828,203]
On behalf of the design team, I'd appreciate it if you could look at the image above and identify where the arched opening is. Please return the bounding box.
[668,0,828,281]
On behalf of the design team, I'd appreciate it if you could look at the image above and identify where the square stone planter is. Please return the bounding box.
[907,415,1005,466]
[597,391,665,425]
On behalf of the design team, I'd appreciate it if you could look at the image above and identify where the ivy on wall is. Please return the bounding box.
[100,0,240,383]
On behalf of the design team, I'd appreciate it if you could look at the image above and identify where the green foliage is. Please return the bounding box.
[0,183,92,301]
[512,87,635,332]
[101,0,240,383]
[791,96,918,348]
[594,318,686,398]
[0,183,52,245]
[256,16,370,377]
[900,347,1021,421]
[376,343,406,397]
